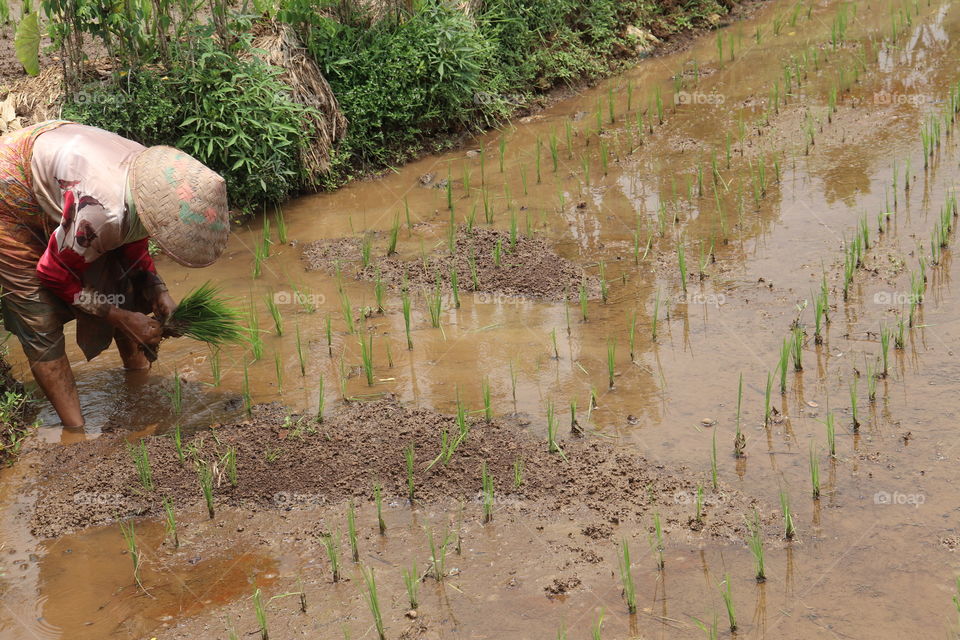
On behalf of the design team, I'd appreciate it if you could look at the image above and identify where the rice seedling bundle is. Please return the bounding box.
[162,282,244,347]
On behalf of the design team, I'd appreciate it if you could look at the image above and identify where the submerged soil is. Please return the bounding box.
[30,396,763,541]
[303,226,603,301]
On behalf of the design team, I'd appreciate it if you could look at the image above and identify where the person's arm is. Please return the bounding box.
[118,239,176,321]
[37,190,162,345]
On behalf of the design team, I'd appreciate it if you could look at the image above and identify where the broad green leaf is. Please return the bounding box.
[14,13,40,77]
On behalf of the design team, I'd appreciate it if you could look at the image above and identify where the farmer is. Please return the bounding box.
[0,120,230,428]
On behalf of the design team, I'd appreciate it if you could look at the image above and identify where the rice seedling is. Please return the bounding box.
[535,137,542,183]
[649,512,665,570]
[895,314,906,349]
[606,338,616,389]
[224,446,238,487]
[274,352,283,394]
[428,527,452,581]
[405,445,416,503]
[652,289,661,341]
[825,411,836,457]
[242,362,253,415]
[546,399,563,456]
[252,588,269,640]
[764,371,773,425]
[655,86,664,124]
[850,375,860,431]
[592,610,605,640]
[514,456,524,489]
[498,136,506,173]
[791,326,803,371]
[347,500,360,562]
[162,497,179,548]
[600,140,609,175]
[197,461,216,518]
[677,240,687,293]
[338,288,355,335]
[314,375,325,423]
[400,561,421,611]
[358,333,375,386]
[879,323,890,377]
[481,461,495,523]
[445,170,453,212]
[718,574,737,632]
[711,429,718,491]
[866,358,877,403]
[401,289,413,350]
[549,131,560,172]
[427,278,443,328]
[166,282,244,347]
[209,347,222,386]
[809,443,821,499]
[746,510,765,581]
[129,440,154,491]
[617,538,637,613]
[734,373,746,457]
[778,336,790,394]
[780,490,795,539]
[119,519,143,589]
[321,532,341,581]
[325,314,333,356]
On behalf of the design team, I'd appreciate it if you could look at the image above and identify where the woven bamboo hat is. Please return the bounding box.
[130,146,230,268]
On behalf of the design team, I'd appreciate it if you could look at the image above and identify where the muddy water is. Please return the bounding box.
[5,0,960,637]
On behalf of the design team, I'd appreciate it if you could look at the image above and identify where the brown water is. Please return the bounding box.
[4,0,960,637]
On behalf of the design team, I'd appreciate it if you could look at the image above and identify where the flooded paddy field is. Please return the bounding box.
[3,0,960,638]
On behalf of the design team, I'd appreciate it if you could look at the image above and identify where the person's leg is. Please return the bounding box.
[114,331,151,371]
[29,355,84,428]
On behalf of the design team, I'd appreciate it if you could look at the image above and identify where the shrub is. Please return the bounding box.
[63,26,315,211]
[309,0,500,169]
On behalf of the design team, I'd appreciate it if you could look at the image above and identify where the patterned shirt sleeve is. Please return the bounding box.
[36,188,157,316]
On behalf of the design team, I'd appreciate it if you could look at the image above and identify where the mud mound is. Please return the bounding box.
[30,397,760,539]
[303,227,601,301]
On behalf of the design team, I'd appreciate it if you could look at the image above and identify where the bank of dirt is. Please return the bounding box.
[303,226,603,301]
[30,396,767,540]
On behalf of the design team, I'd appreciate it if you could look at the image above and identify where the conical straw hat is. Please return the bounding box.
[130,146,229,268]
